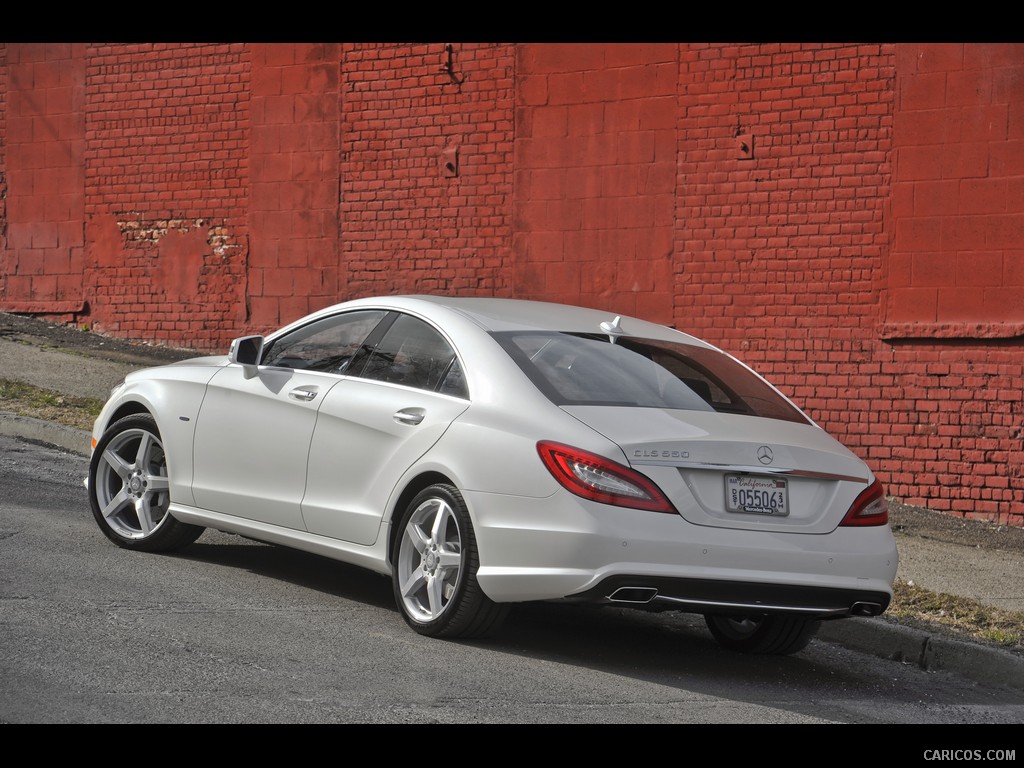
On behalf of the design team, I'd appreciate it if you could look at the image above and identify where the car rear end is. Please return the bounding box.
[470,326,898,621]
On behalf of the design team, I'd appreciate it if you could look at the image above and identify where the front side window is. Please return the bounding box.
[494,332,809,424]
[261,310,387,374]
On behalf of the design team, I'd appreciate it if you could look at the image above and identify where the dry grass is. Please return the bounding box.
[888,579,1024,651]
[0,378,104,431]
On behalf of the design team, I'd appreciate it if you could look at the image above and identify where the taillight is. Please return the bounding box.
[840,478,889,526]
[537,441,677,514]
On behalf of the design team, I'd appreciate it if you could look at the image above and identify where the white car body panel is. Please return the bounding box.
[168,501,394,576]
[94,359,225,506]
[192,365,337,530]
[463,488,898,602]
[302,378,469,545]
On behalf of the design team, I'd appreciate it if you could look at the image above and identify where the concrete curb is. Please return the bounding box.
[820,616,1024,689]
[0,412,91,456]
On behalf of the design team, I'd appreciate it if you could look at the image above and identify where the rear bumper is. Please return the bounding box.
[464,488,899,608]
[566,575,891,619]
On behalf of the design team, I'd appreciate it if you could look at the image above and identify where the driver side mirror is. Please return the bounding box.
[229,335,264,379]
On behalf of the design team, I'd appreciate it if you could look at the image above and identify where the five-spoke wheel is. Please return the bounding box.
[88,414,203,552]
[392,483,507,638]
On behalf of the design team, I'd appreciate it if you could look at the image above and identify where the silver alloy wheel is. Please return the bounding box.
[94,426,171,540]
[396,495,465,623]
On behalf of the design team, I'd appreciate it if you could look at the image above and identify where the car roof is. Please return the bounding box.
[331,295,714,348]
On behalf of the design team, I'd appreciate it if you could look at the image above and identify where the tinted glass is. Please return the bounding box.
[360,314,468,398]
[261,310,386,373]
[494,332,809,424]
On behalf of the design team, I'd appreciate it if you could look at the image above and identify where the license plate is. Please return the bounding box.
[725,475,789,516]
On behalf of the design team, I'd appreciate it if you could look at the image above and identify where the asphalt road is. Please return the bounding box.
[2,435,1023,728]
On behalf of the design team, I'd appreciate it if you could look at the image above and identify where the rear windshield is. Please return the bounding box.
[493,332,810,425]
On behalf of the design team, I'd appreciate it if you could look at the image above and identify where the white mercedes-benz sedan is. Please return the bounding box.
[87,295,897,654]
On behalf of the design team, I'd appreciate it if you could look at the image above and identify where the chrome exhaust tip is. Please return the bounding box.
[608,586,659,604]
[851,601,883,617]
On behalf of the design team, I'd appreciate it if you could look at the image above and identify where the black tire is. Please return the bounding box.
[704,613,821,655]
[88,413,204,552]
[392,483,508,638]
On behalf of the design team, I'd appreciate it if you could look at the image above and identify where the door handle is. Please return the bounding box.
[393,407,425,425]
[289,386,319,402]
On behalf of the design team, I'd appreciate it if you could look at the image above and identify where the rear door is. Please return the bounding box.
[300,313,470,545]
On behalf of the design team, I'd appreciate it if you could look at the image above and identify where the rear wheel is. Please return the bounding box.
[392,483,508,638]
[704,613,820,655]
[88,414,204,552]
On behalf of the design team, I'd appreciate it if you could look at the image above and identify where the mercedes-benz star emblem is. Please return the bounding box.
[757,445,774,465]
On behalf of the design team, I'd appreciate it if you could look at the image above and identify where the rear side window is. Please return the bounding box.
[494,332,809,424]
[359,314,468,398]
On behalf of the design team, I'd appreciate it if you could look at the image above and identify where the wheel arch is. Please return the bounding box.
[94,392,162,440]
[107,400,153,425]
[386,471,455,564]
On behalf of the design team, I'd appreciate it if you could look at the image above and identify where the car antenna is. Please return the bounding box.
[600,315,624,344]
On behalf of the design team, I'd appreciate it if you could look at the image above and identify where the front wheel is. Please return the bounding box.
[704,613,820,655]
[392,483,508,639]
[88,413,204,552]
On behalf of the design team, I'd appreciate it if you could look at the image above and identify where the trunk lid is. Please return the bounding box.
[561,405,871,533]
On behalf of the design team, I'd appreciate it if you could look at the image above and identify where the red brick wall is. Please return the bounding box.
[336,43,515,308]
[247,43,341,329]
[877,44,1024,520]
[0,42,1020,523]
[885,44,1024,333]
[0,44,6,297]
[513,43,677,323]
[81,43,250,349]
[675,43,1022,522]
[1,44,86,314]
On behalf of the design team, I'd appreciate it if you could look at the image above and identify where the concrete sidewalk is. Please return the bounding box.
[2,311,1022,690]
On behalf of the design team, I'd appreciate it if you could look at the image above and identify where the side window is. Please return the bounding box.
[438,358,467,398]
[261,310,386,373]
[360,314,468,398]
